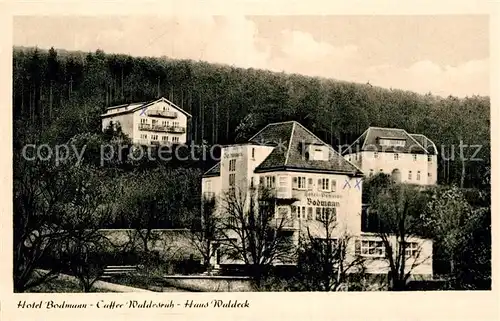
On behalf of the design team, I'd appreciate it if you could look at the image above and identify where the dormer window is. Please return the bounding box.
[378,137,406,147]
[306,144,329,161]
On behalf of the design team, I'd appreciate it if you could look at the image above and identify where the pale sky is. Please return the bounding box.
[13,15,489,97]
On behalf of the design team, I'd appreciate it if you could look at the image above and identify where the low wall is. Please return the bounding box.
[161,275,255,292]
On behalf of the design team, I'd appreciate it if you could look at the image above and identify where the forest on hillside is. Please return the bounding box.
[13,46,490,187]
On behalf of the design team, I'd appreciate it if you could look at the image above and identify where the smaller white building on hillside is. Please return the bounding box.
[342,127,438,185]
[101,97,192,145]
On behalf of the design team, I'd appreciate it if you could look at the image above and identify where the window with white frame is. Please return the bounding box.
[370,169,374,176]
[307,178,313,190]
[320,178,330,191]
[315,207,336,222]
[403,242,419,257]
[356,239,385,257]
[374,151,379,158]
[408,171,412,180]
[394,153,399,160]
[417,171,421,181]
[293,176,307,189]
[265,176,276,189]
[251,148,255,159]
[229,173,236,187]
[141,118,148,124]
[296,206,306,219]
[229,159,236,171]
[162,136,168,141]
[428,155,432,162]
[172,136,179,143]
[412,154,417,161]
[379,139,405,147]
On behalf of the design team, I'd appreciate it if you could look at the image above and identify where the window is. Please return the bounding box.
[403,242,419,257]
[229,173,236,187]
[297,206,306,219]
[417,171,421,181]
[380,169,383,172]
[265,176,276,189]
[162,136,168,141]
[374,151,379,158]
[140,134,147,139]
[428,173,432,177]
[428,155,432,162]
[369,169,374,176]
[331,179,337,192]
[172,136,179,143]
[413,154,417,161]
[394,153,399,160]
[250,177,254,188]
[140,118,148,124]
[162,120,167,126]
[229,159,236,171]
[307,178,313,190]
[408,171,412,180]
[251,148,255,159]
[152,119,158,125]
[315,207,336,222]
[151,134,158,140]
[307,207,313,220]
[356,240,385,257]
[379,139,405,147]
[293,177,307,189]
[320,178,330,191]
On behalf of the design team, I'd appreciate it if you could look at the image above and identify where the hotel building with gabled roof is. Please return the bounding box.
[342,127,438,185]
[201,121,433,280]
[100,97,192,146]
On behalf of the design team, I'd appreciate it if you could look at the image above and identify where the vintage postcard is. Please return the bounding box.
[1,1,498,321]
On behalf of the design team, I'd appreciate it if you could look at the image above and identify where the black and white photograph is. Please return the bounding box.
[11,14,491,295]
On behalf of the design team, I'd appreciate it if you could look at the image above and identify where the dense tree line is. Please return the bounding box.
[13,46,489,188]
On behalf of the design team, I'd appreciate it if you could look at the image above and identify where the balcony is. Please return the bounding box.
[138,124,186,134]
[167,126,186,134]
[146,110,178,118]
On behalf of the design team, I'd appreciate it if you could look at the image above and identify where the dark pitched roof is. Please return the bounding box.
[203,162,221,177]
[410,134,438,155]
[343,127,429,154]
[250,121,363,176]
[101,97,192,118]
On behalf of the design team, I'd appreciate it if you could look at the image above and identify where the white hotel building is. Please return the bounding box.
[343,127,438,186]
[202,121,432,280]
[101,97,191,145]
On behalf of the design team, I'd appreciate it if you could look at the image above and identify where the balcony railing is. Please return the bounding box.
[138,124,186,134]
[146,110,178,118]
[167,126,186,134]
